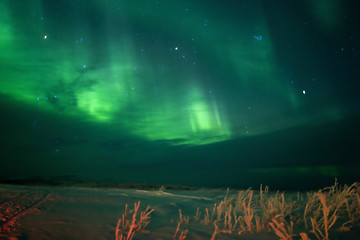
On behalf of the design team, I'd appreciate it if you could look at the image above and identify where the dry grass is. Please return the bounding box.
[269,214,293,240]
[303,180,360,240]
[115,181,360,240]
[299,232,311,240]
[309,193,339,240]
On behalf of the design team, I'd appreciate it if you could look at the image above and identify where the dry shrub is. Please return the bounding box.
[172,209,189,239]
[115,201,154,240]
[178,209,190,224]
[173,222,188,240]
[194,207,201,222]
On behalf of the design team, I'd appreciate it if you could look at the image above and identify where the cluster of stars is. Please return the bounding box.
[36,95,57,102]
[253,35,263,40]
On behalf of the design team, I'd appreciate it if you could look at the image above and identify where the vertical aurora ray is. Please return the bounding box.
[0,2,13,53]
[186,86,230,143]
[75,45,138,122]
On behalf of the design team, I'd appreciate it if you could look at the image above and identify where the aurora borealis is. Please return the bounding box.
[1,0,359,189]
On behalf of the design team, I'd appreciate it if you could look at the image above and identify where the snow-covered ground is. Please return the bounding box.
[0,184,359,240]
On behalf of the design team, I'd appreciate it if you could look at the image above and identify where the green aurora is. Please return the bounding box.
[0,0,359,189]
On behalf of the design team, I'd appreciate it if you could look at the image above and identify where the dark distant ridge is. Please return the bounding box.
[0,176,81,186]
[0,176,197,191]
[0,175,357,193]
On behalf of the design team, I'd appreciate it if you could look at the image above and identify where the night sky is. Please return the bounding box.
[1,0,359,190]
